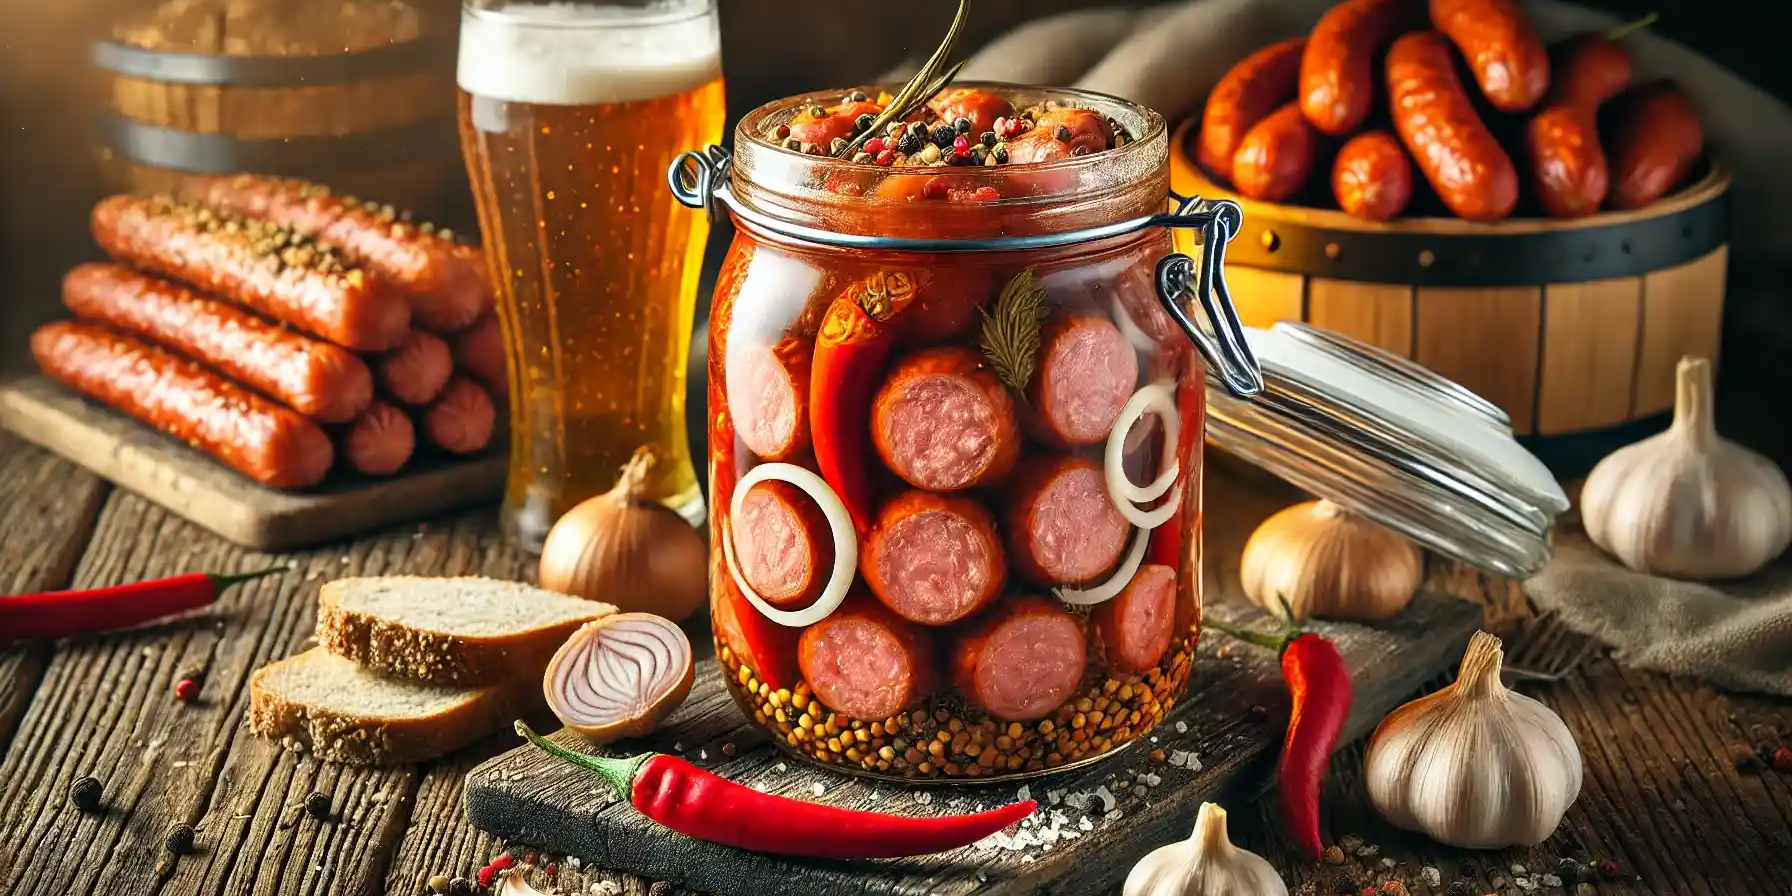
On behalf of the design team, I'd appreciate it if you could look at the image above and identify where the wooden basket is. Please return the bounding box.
[93,0,461,218]
[1171,120,1733,476]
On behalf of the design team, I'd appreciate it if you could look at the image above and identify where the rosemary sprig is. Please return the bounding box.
[979,268,1048,392]
[835,0,969,159]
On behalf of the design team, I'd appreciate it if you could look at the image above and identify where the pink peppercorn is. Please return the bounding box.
[490,853,514,871]
[477,867,496,888]
[174,678,200,702]
[876,149,896,166]
[545,864,558,875]
[953,135,970,156]
[863,138,885,155]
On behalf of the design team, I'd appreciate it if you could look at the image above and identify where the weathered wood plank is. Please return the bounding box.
[0,433,108,756]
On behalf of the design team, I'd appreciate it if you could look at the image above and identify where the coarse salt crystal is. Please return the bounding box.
[1021,855,1035,864]
[1104,809,1123,822]
[699,750,708,760]
[1174,722,1187,734]
[753,782,768,791]
[1140,773,1162,787]
[673,742,685,752]
[1542,875,1564,887]
[1047,789,1064,805]
[1078,817,1093,831]
[1017,785,1031,802]
[774,763,787,772]
[1420,866,1440,887]
[1149,736,1158,743]
[1094,786,1116,812]
[1064,793,1090,811]
[915,792,933,805]
[812,783,825,797]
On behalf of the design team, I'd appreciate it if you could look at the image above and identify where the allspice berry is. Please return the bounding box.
[69,775,103,813]
[427,873,452,894]
[304,790,331,819]
[164,822,196,855]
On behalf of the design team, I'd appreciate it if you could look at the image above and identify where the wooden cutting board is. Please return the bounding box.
[463,465,1499,896]
[0,376,506,551]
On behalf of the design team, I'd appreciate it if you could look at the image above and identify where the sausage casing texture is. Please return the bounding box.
[952,596,1087,722]
[421,376,497,455]
[340,400,414,476]
[1300,0,1427,135]
[1522,35,1634,219]
[1428,0,1550,113]
[182,174,491,333]
[733,479,836,609]
[1232,102,1320,202]
[872,345,1019,492]
[1199,38,1306,180]
[1608,82,1705,210]
[1386,31,1519,222]
[1332,130,1415,220]
[33,321,333,488]
[798,595,935,721]
[91,195,410,351]
[861,490,1007,626]
[61,263,374,423]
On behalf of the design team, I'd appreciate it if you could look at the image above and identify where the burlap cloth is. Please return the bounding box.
[947,1,1792,695]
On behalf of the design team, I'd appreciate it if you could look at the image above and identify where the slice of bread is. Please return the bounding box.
[316,576,614,687]
[249,648,530,766]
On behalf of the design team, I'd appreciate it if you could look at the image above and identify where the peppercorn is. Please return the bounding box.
[829,137,849,156]
[875,149,896,167]
[427,874,452,894]
[930,125,957,149]
[773,124,790,141]
[160,821,196,855]
[1556,858,1588,884]
[969,147,986,165]
[1444,883,1472,896]
[174,677,201,703]
[1322,845,1346,865]
[953,135,970,156]
[303,790,331,819]
[1732,743,1766,774]
[847,90,869,103]
[69,775,102,813]
[908,120,929,138]
[1331,872,1356,894]
[545,863,558,875]
[854,113,876,133]
[979,131,997,148]
[1055,125,1073,142]
[852,152,873,164]
[953,117,972,134]
[896,133,923,155]
[449,878,473,896]
[782,137,801,152]
[1595,858,1621,880]
[994,148,1009,164]
[807,105,827,119]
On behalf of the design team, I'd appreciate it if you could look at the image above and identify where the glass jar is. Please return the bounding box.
[675,85,1260,781]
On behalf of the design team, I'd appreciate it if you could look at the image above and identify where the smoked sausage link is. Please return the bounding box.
[798,595,935,721]
[1093,563,1178,676]
[1003,454,1130,586]
[380,330,454,407]
[862,490,1007,626]
[1026,313,1139,448]
[1386,31,1519,222]
[91,195,410,351]
[421,377,497,454]
[1428,0,1550,114]
[1332,131,1415,221]
[32,321,333,488]
[1549,33,1635,112]
[341,400,415,476]
[1300,0,1426,135]
[953,596,1088,722]
[873,345,1019,492]
[183,174,491,333]
[929,88,1017,140]
[1004,108,1114,164]
[1199,38,1306,181]
[728,336,812,462]
[1232,103,1320,202]
[1522,35,1634,219]
[452,313,509,394]
[61,263,374,423]
[734,479,837,609]
[1608,82,1705,211]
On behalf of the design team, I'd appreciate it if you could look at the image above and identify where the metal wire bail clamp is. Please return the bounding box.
[670,145,1265,397]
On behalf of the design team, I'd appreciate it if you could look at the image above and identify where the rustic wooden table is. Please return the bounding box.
[1,431,1789,896]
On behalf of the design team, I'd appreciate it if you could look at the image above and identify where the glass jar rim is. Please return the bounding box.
[461,0,716,29]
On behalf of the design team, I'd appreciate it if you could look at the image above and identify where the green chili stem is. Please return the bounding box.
[1606,11,1658,41]
[204,564,292,594]
[1205,595,1305,655]
[514,721,650,801]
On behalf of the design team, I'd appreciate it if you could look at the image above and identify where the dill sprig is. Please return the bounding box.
[979,268,1048,392]
[835,0,970,159]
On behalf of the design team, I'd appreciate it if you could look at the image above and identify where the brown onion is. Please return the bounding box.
[538,446,707,622]
[544,612,694,744]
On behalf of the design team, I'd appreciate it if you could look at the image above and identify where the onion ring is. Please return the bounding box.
[1106,381,1180,508]
[723,462,858,627]
[1055,524,1150,606]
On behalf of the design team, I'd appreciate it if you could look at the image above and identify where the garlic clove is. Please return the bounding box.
[1364,631,1582,849]
[1240,499,1423,621]
[1122,802,1288,896]
[1581,357,1792,580]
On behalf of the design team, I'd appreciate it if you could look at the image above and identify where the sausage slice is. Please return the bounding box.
[733,479,836,609]
[1093,564,1178,676]
[862,491,1006,626]
[1004,454,1130,586]
[953,596,1087,722]
[798,595,934,721]
[727,336,812,462]
[1025,315,1139,448]
[873,345,1019,491]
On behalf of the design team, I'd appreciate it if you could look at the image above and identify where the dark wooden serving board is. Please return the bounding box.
[0,375,506,551]
[464,466,1495,896]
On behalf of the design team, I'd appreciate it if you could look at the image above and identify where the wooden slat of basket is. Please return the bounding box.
[1309,279,1415,356]
[1538,278,1643,435]
[1416,286,1543,435]
[1635,246,1729,416]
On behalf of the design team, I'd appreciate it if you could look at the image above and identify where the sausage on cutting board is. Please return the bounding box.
[727,336,812,462]
[1025,313,1139,448]
[872,345,1019,492]
[798,595,934,721]
[1198,38,1306,181]
[1093,563,1178,677]
[1428,0,1550,113]
[1607,81,1705,211]
[733,479,836,610]
[861,490,1006,626]
[380,330,454,407]
[1003,454,1130,587]
[32,321,334,488]
[1300,0,1426,135]
[182,174,491,333]
[953,595,1088,722]
[1232,102,1320,203]
[421,377,497,454]
[1386,31,1519,222]
[1333,130,1415,221]
[452,312,508,393]
[340,400,414,476]
[61,263,374,424]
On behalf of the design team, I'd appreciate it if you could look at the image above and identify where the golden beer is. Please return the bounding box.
[458,0,724,550]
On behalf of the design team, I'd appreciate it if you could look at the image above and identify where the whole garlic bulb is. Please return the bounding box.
[1240,500,1423,621]
[1581,356,1792,579]
[1123,802,1287,896]
[1365,631,1581,849]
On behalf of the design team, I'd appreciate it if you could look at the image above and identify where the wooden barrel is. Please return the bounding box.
[1170,120,1732,477]
[93,0,461,219]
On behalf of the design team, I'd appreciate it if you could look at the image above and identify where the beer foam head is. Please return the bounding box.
[458,1,721,106]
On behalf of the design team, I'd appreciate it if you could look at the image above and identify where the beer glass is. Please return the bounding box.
[458,0,724,550]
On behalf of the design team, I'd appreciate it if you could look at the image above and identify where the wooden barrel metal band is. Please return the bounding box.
[89,38,453,87]
[1222,173,1732,287]
[99,116,458,174]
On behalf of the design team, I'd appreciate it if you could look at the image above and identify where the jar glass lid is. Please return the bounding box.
[1205,321,1567,579]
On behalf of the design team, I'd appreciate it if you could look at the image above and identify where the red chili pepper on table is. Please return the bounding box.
[810,271,914,535]
[516,721,1035,858]
[0,565,290,642]
[1204,601,1353,861]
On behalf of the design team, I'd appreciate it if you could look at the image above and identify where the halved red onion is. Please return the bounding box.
[544,613,694,745]
[722,462,858,627]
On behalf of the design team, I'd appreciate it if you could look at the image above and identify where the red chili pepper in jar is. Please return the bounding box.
[809,271,915,534]
[1204,600,1353,861]
[516,722,1034,858]
[1,565,290,642]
